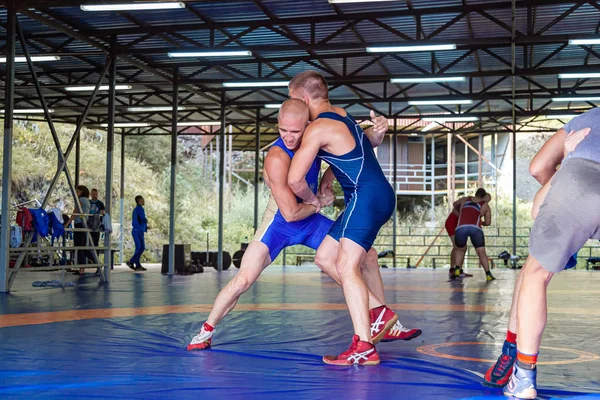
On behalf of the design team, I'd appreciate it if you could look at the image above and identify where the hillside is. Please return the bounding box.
[0,120,268,263]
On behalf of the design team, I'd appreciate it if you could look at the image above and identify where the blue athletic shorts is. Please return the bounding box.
[254,196,334,262]
[455,225,485,249]
[327,188,395,251]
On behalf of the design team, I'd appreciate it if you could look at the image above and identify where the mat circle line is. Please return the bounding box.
[416,341,600,365]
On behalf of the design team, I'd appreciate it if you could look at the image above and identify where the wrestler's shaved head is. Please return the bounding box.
[278,98,309,123]
[277,99,309,151]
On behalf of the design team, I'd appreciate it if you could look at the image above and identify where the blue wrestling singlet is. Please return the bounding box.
[315,112,396,251]
[257,138,334,261]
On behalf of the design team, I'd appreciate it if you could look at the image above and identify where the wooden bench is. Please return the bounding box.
[431,256,496,269]
[586,257,600,270]
[295,255,315,266]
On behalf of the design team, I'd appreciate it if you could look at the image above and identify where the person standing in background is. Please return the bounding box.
[89,188,106,249]
[64,185,93,275]
[128,195,147,271]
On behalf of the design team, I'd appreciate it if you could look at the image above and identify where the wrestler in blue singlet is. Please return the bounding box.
[315,112,396,250]
[258,138,334,261]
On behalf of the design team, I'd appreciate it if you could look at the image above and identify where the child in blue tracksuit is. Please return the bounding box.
[127,195,148,271]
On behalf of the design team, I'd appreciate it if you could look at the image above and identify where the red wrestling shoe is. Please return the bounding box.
[323,335,380,366]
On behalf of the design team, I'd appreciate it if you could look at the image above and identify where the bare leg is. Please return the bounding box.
[507,268,525,333]
[516,255,554,354]
[335,238,371,342]
[361,248,385,303]
[315,236,383,309]
[449,235,458,267]
[476,247,491,273]
[454,246,467,269]
[206,241,271,327]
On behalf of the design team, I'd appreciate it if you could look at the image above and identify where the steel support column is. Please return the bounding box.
[103,37,117,281]
[511,0,518,255]
[478,133,483,186]
[254,109,261,232]
[0,0,16,293]
[168,69,179,276]
[430,134,435,222]
[75,135,81,187]
[446,133,452,212]
[464,139,468,194]
[392,119,398,269]
[119,133,125,265]
[217,91,226,271]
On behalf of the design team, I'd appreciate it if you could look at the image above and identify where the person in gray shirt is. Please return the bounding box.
[485,108,596,398]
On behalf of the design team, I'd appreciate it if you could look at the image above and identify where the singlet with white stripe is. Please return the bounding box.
[315,111,391,202]
[457,200,485,229]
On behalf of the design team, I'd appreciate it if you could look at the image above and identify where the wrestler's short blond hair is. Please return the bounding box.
[288,71,329,100]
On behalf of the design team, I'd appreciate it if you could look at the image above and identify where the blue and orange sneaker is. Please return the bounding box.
[504,364,537,399]
[483,340,516,388]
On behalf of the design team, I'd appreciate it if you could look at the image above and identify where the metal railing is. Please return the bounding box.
[281,226,600,270]
[378,162,496,195]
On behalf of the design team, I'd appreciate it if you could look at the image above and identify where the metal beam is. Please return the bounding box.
[254,109,260,233]
[168,69,178,276]
[104,37,117,281]
[392,119,398,269]
[217,91,226,272]
[0,0,16,293]
[119,133,125,265]
[78,1,578,37]
[511,0,518,256]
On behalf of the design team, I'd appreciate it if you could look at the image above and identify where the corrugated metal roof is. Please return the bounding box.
[3,0,600,140]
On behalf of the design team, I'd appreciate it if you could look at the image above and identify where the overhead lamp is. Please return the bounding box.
[558,73,600,79]
[126,106,186,112]
[329,0,397,3]
[543,114,579,119]
[177,121,221,126]
[423,116,479,122]
[410,133,418,136]
[568,39,600,46]
[65,85,132,91]
[552,97,600,102]
[1,108,54,114]
[264,104,283,109]
[391,76,465,83]
[222,81,289,88]
[409,100,473,106]
[0,56,60,63]
[367,44,456,53]
[421,122,439,132]
[101,122,150,128]
[81,2,185,11]
[168,50,251,57]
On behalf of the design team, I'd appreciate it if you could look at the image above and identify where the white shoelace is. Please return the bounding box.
[387,321,410,335]
[190,327,214,345]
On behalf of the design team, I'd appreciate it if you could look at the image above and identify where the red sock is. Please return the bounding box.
[506,330,517,344]
[203,322,215,332]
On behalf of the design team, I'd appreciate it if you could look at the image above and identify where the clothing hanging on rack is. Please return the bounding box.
[16,208,33,231]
